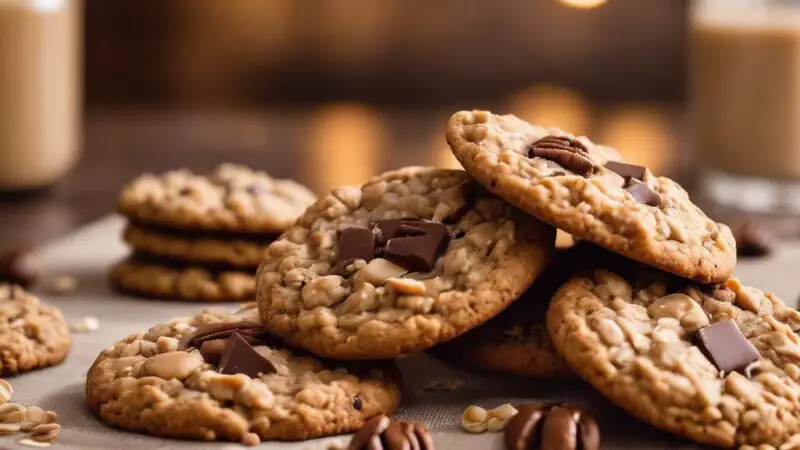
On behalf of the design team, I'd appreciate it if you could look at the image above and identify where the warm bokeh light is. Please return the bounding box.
[305,103,385,193]
[430,133,462,170]
[507,84,591,135]
[597,105,672,173]
[557,0,608,10]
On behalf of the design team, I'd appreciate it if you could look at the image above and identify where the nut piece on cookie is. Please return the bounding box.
[504,403,599,450]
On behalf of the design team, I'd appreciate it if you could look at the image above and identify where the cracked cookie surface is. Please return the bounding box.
[547,263,800,448]
[117,164,316,234]
[110,255,255,302]
[85,310,401,443]
[446,110,735,283]
[0,285,71,375]
[256,167,555,359]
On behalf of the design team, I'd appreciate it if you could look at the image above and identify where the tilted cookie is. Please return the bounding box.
[446,110,735,283]
[431,247,585,378]
[109,255,255,302]
[85,310,401,444]
[118,163,316,234]
[256,167,555,359]
[0,285,70,375]
[547,261,800,448]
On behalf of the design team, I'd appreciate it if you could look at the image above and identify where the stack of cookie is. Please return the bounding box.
[86,111,800,449]
[110,164,316,302]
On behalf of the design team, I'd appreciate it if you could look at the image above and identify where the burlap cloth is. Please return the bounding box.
[2,216,789,449]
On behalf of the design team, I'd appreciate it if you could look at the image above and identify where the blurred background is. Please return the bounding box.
[3,0,783,247]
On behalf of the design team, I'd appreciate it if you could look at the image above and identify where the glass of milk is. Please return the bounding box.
[692,0,800,213]
[0,0,81,193]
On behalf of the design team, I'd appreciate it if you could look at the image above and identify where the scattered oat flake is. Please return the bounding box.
[17,437,51,448]
[423,378,465,392]
[70,316,99,333]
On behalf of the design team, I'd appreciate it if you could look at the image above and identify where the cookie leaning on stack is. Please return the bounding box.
[110,164,316,302]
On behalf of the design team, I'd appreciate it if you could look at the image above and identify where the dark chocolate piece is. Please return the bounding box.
[179,321,274,352]
[734,221,775,258]
[528,135,598,177]
[216,332,278,377]
[336,227,376,270]
[692,319,760,373]
[605,161,647,181]
[0,248,41,288]
[198,339,228,365]
[374,218,413,246]
[384,222,450,273]
[504,403,599,450]
[353,396,363,411]
[624,178,662,207]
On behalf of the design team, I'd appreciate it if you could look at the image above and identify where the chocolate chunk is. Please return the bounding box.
[528,135,598,177]
[604,161,647,181]
[734,221,775,258]
[0,248,41,288]
[348,415,434,450]
[199,339,229,365]
[504,403,599,450]
[384,222,450,273]
[179,322,274,352]
[353,396,363,411]
[217,332,279,377]
[624,178,662,207]
[336,227,376,270]
[374,219,413,246]
[692,319,760,373]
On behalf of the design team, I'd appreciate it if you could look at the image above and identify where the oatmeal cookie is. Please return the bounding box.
[85,310,401,443]
[547,262,800,448]
[0,284,71,375]
[110,255,255,302]
[256,167,555,359]
[123,224,274,268]
[117,164,316,235]
[446,110,736,283]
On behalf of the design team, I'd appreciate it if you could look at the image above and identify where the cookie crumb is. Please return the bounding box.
[45,276,77,295]
[70,316,99,333]
[422,378,465,392]
[240,432,260,446]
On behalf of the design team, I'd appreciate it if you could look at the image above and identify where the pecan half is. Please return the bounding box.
[528,136,598,177]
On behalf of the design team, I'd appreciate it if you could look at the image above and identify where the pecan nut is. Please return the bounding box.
[528,136,598,177]
[348,415,434,450]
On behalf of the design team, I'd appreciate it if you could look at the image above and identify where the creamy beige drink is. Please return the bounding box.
[0,0,81,191]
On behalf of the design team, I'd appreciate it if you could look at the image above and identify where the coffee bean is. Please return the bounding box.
[0,248,41,288]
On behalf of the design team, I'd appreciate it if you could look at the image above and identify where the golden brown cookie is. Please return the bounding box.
[256,167,555,359]
[446,110,736,283]
[85,310,401,444]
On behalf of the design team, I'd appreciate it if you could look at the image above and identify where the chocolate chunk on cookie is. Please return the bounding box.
[0,285,70,375]
[256,167,555,359]
[446,110,736,283]
[85,310,401,444]
[546,260,800,448]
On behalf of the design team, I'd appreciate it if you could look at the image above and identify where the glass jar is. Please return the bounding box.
[692,0,800,213]
[0,0,81,192]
